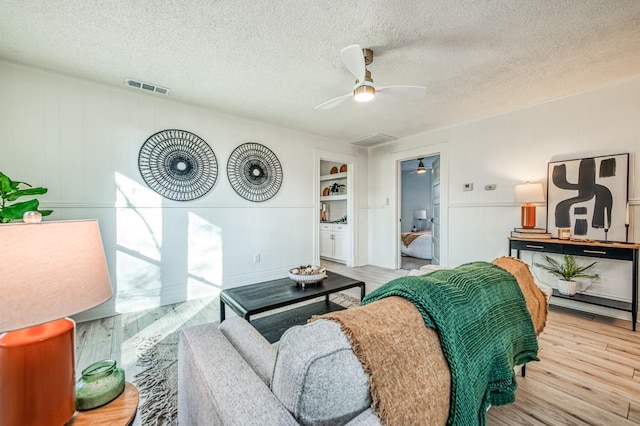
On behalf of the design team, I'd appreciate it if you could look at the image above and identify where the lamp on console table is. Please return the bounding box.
[514,182,545,229]
[0,219,113,426]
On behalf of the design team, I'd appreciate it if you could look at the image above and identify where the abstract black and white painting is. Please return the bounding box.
[547,153,629,242]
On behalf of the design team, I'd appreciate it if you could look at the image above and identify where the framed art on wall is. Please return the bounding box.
[546,153,629,242]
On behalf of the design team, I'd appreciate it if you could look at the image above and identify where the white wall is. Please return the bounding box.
[369,74,640,320]
[0,61,367,321]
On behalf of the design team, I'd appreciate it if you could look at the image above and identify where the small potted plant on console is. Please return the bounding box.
[535,254,598,296]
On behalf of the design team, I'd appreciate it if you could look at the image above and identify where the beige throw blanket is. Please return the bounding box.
[492,256,548,334]
[400,231,427,247]
[317,296,451,425]
[313,257,547,426]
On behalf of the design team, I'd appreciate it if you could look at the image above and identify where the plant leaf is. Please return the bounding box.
[0,174,12,193]
[0,199,40,221]
[5,187,48,201]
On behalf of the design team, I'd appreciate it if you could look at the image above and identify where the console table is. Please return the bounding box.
[508,237,638,331]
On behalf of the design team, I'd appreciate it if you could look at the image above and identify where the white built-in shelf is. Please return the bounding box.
[320,195,347,201]
[320,172,347,181]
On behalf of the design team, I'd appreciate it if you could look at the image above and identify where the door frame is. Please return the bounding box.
[392,143,449,269]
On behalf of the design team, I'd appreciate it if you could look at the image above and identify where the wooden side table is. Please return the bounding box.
[67,382,139,426]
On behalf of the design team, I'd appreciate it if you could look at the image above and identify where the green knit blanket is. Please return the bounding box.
[362,261,539,426]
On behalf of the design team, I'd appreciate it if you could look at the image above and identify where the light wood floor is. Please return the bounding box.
[75,261,640,425]
[487,306,640,425]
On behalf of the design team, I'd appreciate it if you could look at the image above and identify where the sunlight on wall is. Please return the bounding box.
[114,172,163,313]
[187,211,223,298]
[112,173,223,315]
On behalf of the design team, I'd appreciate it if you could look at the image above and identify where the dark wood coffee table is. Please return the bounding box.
[220,271,365,343]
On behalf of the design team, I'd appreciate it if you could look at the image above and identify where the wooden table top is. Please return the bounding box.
[508,236,639,249]
[67,382,139,426]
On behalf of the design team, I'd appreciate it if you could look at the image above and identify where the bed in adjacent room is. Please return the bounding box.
[400,230,432,260]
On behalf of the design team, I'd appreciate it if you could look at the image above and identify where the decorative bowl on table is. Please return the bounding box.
[289,265,327,287]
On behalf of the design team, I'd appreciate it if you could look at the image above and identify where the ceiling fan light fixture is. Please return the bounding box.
[353,85,375,102]
[315,45,426,110]
[416,159,427,174]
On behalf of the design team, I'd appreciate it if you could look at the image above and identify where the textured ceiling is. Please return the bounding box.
[2,1,640,143]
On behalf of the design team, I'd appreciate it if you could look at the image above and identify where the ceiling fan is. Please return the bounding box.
[315,44,427,110]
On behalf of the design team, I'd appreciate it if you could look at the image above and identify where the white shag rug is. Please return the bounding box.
[134,333,179,426]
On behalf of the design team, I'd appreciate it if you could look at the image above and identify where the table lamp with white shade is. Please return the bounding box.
[514,182,545,229]
[414,210,427,231]
[0,219,113,425]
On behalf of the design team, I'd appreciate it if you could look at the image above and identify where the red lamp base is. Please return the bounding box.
[520,203,537,229]
[0,318,76,426]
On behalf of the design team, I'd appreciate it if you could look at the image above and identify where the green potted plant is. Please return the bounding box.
[535,254,598,296]
[0,171,53,223]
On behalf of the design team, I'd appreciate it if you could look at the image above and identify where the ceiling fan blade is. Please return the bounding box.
[314,93,352,110]
[340,44,366,84]
[377,85,427,99]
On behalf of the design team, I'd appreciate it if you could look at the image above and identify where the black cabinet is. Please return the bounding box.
[509,237,639,331]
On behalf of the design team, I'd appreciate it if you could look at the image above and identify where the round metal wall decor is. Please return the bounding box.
[138,129,218,201]
[227,142,283,202]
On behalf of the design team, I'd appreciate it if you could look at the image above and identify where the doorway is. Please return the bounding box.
[315,150,357,268]
[399,154,440,270]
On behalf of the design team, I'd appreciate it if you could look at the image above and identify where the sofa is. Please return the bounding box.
[178,316,380,425]
[178,265,553,426]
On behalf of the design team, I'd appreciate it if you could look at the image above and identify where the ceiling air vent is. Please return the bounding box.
[351,133,397,147]
[125,78,170,96]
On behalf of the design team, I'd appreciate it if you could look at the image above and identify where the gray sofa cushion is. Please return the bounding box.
[219,317,277,386]
[271,319,372,425]
[178,323,297,426]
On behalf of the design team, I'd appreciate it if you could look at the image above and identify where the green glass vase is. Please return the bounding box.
[75,359,125,410]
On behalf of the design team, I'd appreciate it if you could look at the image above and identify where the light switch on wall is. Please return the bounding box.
[463,183,473,191]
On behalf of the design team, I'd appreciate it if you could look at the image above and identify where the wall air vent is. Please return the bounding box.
[351,133,398,147]
[125,78,170,96]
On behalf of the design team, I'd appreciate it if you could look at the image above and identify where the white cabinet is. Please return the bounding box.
[320,223,349,263]
[320,224,334,258]
[332,224,349,261]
